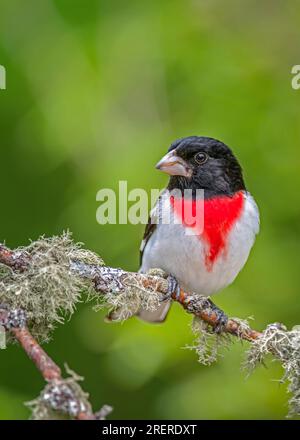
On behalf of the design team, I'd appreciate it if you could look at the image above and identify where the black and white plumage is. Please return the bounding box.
[139,136,259,322]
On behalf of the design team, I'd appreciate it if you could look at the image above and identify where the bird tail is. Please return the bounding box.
[106,267,172,323]
[105,300,172,323]
[137,300,172,323]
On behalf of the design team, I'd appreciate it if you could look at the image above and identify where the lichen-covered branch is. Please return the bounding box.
[0,233,300,418]
[70,260,262,341]
[0,238,262,341]
[0,307,60,380]
[0,305,112,420]
[0,244,30,271]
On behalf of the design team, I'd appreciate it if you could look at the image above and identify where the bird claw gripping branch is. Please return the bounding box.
[164,274,181,301]
[166,275,228,333]
[206,299,229,334]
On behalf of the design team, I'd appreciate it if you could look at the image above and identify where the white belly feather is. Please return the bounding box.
[140,192,259,296]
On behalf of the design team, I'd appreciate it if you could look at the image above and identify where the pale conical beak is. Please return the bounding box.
[155,151,192,177]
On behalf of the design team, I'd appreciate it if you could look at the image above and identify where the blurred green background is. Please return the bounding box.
[0,0,300,420]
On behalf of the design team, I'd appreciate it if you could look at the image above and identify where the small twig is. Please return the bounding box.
[171,290,262,341]
[70,260,262,341]
[12,326,62,381]
[0,234,300,420]
[1,238,299,419]
[0,305,102,420]
[0,244,262,342]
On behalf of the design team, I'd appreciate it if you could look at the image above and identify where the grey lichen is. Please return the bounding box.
[0,233,103,342]
[26,366,92,420]
[95,404,114,420]
[94,272,162,321]
[2,233,300,419]
[188,314,254,365]
[187,316,231,365]
[245,323,300,417]
[77,266,165,321]
[2,308,27,329]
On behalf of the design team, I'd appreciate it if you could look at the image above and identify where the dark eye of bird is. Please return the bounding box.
[194,152,208,165]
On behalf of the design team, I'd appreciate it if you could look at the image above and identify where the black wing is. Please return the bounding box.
[139,190,166,266]
[139,217,157,266]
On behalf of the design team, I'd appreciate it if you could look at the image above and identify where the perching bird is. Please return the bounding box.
[139,136,259,323]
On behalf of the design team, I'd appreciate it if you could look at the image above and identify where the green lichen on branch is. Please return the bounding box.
[188,316,235,365]
[188,317,226,365]
[95,273,162,321]
[245,323,300,418]
[0,233,103,342]
[1,234,300,419]
[72,263,164,321]
[26,366,93,420]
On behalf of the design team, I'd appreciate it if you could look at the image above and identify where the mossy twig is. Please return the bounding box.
[1,234,300,419]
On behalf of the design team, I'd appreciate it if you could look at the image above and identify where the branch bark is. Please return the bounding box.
[0,244,262,342]
[70,261,262,341]
[1,238,299,419]
[0,306,100,420]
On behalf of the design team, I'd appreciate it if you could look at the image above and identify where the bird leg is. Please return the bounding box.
[206,298,228,334]
[163,274,181,301]
[165,275,228,333]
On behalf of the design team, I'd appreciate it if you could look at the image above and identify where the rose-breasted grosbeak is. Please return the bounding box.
[139,136,259,323]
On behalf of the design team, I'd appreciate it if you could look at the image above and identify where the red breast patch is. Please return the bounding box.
[170,191,245,270]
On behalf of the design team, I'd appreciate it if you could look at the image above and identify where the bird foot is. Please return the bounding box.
[207,298,228,333]
[161,274,181,302]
